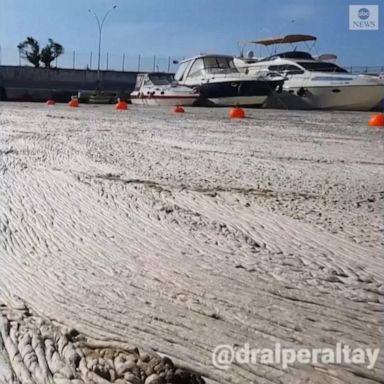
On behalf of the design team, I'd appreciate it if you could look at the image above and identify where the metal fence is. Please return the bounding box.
[0,46,184,73]
[0,46,383,75]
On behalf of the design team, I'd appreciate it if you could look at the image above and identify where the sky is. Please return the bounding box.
[0,0,383,71]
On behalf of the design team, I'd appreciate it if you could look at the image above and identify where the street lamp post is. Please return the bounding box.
[88,5,117,90]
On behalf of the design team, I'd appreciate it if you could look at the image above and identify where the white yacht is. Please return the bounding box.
[174,54,285,107]
[234,35,384,111]
[130,73,199,106]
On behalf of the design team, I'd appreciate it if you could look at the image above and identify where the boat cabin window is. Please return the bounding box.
[175,61,190,81]
[143,76,153,86]
[298,62,348,73]
[148,74,174,85]
[268,64,304,75]
[203,57,238,74]
[187,59,205,78]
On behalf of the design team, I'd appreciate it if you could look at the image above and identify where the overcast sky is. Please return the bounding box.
[0,0,383,71]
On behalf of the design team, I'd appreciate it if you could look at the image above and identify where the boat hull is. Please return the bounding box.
[130,94,198,106]
[264,84,384,111]
[197,95,268,107]
[193,79,282,107]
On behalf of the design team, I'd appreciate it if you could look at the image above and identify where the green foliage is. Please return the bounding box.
[40,39,64,68]
[17,37,64,68]
[17,37,40,68]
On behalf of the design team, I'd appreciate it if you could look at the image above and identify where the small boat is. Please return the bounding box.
[175,54,284,107]
[130,72,199,106]
[77,90,117,104]
[234,34,384,111]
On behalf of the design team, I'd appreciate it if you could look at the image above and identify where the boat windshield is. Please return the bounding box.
[203,57,239,74]
[175,61,190,81]
[133,74,145,91]
[298,62,348,73]
[148,74,174,85]
[267,51,314,61]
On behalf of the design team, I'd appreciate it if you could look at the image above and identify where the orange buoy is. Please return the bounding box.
[229,107,245,119]
[368,113,384,127]
[68,99,79,108]
[46,99,56,105]
[115,100,128,110]
[172,105,185,113]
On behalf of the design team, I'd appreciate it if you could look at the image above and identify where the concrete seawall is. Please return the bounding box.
[0,65,138,102]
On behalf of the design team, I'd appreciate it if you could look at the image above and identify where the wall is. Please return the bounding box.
[0,65,138,102]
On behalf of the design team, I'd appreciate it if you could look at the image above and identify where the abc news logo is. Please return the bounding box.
[349,5,379,30]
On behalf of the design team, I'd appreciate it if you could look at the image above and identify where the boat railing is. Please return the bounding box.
[344,66,384,75]
[238,63,384,77]
[238,64,303,77]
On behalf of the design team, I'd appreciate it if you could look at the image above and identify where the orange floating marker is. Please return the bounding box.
[115,100,128,110]
[68,99,79,108]
[46,99,56,105]
[368,113,384,127]
[229,106,245,119]
[173,105,185,113]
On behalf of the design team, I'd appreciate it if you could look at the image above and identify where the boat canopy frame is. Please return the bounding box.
[239,34,319,60]
[248,34,317,46]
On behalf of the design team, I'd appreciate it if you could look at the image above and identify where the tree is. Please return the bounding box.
[40,39,64,68]
[17,37,40,68]
[17,37,64,68]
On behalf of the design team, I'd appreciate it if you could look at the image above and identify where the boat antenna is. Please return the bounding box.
[275,19,295,54]
[237,41,244,58]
